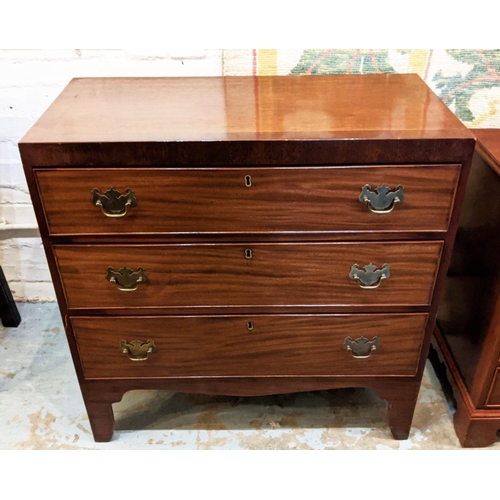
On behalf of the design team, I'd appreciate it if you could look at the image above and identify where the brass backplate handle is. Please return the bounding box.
[349,263,390,289]
[343,336,380,358]
[106,266,148,291]
[91,187,137,217]
[120,339,157,361]
[359,184,404,214]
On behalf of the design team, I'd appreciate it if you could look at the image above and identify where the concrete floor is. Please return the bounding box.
[1,303,499,450]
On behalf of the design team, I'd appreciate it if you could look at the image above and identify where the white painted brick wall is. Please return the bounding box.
[0,49,223,302]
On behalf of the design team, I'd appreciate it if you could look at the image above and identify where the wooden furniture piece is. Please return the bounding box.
[19,75,475,442]
[434,128,500,447]
[0,266,21,327]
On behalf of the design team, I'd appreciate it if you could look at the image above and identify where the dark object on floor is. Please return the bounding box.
[0,266,21,327]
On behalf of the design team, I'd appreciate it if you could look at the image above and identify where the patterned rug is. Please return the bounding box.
[223,49,500,127]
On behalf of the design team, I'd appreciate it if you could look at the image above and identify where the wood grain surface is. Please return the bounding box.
[18,76,475,168]
[433,325,500,447]
[486,369,500,406]
[35,165,460,236]
[54,242,443,310]
[473,128,500,177]
[71,313,428,379]
[21,75,472,144]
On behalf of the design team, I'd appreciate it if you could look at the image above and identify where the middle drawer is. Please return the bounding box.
[54,242,443,309]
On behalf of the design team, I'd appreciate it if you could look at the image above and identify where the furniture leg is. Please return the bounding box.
[379,381,420,440]
[85,401,115,442]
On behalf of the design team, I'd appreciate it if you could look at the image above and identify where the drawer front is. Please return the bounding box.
[54,242,443,309]
[72,314,428,379]
[36,165,460,235]
[486,369,500,406]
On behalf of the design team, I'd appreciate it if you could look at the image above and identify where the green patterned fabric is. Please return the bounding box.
[291,49,395,74]
[433,50,500,122]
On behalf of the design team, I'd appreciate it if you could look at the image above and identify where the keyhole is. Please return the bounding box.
[247,321,254,331]
[245,249,252,259]
[245,175,252,187]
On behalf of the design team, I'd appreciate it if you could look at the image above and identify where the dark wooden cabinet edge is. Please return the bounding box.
[18,138,476,168]
[432,324,500,448]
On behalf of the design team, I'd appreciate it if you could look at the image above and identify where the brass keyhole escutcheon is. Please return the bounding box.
[245,175,252,187]
[247,321,254,331]
[245,249,253,259]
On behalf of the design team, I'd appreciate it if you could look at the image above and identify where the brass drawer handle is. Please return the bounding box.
[343,336,380,359]
[120,339,157,361]
[359,184,404,214]
[349,263,390,289]
[91,187,137,217]
[106,266,148,291]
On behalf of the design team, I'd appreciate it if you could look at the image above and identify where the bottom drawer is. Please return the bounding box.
[72,314,428,379]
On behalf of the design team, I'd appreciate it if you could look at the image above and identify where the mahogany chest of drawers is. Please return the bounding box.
[19,75,475,442]
[434,129,500,447]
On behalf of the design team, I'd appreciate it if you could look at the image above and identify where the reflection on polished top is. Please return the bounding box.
[21,75,473,144]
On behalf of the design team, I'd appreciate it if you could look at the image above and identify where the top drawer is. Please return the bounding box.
[35,165,460,236]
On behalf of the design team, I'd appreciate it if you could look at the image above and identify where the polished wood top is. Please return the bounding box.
[472,128,500,176]
[21,75,472,144]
